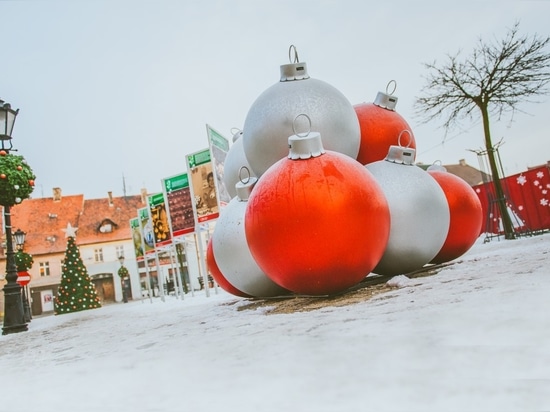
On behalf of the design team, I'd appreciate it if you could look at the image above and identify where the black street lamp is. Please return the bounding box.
[118,254,129,303]
[13,228,26,248]
[13,228,32,323]
[1,100,27,335]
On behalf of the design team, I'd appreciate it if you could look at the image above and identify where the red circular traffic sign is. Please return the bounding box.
[16,271,31,286]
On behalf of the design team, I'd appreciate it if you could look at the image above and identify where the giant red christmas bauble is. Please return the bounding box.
[206,238,250,298]
[354,98,416,165]
[428,168,483,264]
[245,133,390,295]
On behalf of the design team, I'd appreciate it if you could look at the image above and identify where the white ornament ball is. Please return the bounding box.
[212,178,288,297]
[366,146,450,276]
[222,130,257,199]
[242,61,360,176]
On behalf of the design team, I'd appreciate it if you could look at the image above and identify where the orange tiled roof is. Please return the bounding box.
[9,194,84,255]
[6,193,146,256]
[77,195,145,244]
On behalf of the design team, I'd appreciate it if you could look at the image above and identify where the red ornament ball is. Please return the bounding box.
[245,148,390,296]
[206,237,250,297]
[0,150,6,156]
[428,169,483,263]
[0,174,5,179]
[354,102,416,165]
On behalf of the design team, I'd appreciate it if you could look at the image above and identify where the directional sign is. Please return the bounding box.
[17,271,31,286]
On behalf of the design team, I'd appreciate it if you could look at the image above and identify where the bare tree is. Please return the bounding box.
[415,21,550,240]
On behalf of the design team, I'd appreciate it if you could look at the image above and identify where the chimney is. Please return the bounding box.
[108,191,114,206]
[459,159,467,166]
[140,188,148,204]
[52,187,62,201]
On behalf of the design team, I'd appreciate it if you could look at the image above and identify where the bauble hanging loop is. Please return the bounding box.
[427,160,447,172]
[373,80,399,110]
[287,114,325,160]
[235,167,257,201]
[385,130,415,165]
[280,45,310,81]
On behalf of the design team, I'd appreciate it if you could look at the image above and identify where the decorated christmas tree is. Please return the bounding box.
[54,223,101,315]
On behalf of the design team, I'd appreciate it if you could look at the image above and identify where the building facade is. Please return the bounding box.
[0,189,152,318]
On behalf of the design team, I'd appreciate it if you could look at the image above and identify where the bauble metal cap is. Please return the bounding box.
[373,91,398,110]
[373,80,399,110]
[427,161,447,172]
[288,132,325,160]
[384,130,416,165]
[235,167,257,201]
[385,145,416,165]
[280,62,309,82]
[280,45,310,82]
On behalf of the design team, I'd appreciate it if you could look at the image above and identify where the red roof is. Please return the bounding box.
[77,195,146,244]
[9,195,84,255]
[5,192,146,256]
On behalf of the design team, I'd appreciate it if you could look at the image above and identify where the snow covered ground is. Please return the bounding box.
[1,233,549,412]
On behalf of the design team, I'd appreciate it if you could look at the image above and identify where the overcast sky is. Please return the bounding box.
[2,0,550,199]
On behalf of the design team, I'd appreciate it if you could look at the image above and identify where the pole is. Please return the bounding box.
[2,205,28,335]
[195,227,210,297]
[22,285,32,322]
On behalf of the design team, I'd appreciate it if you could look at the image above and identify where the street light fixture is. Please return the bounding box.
[118,254,129,303]
[1,100,27,335]
[13,228,26,250]
[0,100,19,151]
[13,228,32,323]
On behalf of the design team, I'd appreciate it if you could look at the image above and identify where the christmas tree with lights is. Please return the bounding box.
[54,223,101,315]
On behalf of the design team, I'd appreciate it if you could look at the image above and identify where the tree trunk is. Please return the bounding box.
[480,104,516,239]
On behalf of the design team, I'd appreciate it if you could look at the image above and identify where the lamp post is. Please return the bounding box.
[118,254,128,303]
[1,100,27,335]
[13,228,32,323]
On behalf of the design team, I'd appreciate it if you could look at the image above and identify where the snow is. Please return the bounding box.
[1,233,549,412]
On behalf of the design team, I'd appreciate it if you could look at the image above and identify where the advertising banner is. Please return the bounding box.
[148,192,172,248]
[186,148,219,224]
[138,207,156,255]
[162,172,195,239]
[129,217,144,261]
[206,124,232,206]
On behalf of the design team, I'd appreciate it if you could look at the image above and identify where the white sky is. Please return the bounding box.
[1,233,549,412]
[2,0,550,199]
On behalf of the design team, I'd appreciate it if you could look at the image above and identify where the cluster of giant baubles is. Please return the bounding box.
[208,47,483,297]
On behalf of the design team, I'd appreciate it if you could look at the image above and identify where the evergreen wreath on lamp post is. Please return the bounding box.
[15,251,33,272]
[118,266,129,278]
[0,150,35,207]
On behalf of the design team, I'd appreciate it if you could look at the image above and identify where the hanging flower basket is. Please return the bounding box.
[15,250,34,271]
[0,151,36,207]
[118,266,129,278]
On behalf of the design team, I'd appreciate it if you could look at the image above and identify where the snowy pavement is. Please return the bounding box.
[1,233,549,412]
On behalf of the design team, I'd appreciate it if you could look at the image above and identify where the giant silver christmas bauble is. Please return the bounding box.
[222,129,257,200]
[242,60,360,176]
[212,176,288,297]
[366,144,450,276]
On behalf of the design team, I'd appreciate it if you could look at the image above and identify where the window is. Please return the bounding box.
[115,245,124,259]
[94,248,104,263]
[39,262,50,277]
